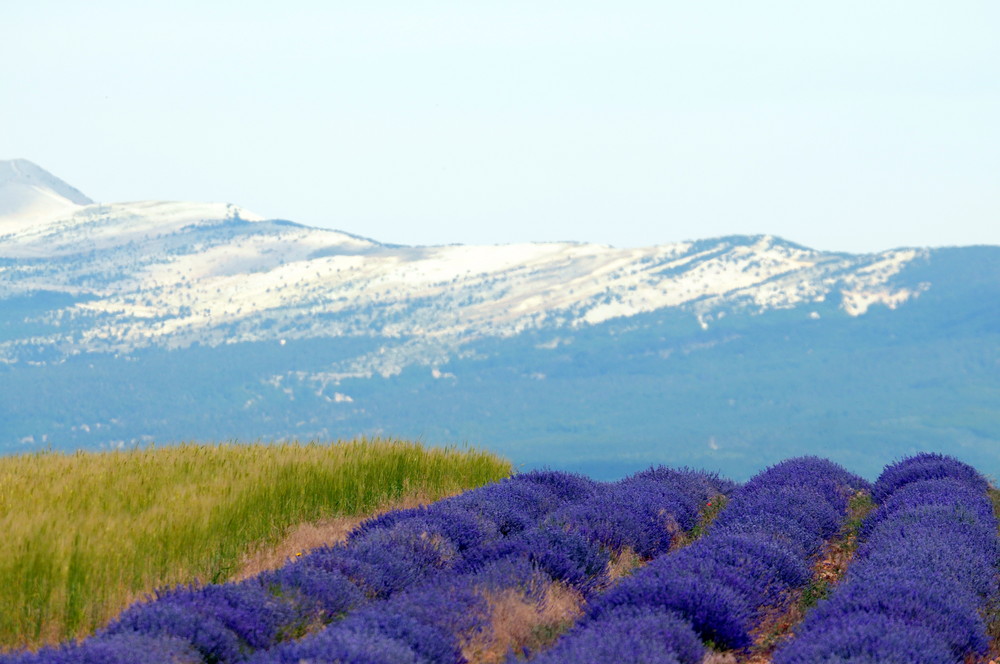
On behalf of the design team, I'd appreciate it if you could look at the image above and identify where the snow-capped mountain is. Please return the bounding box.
[0,160,925,376]
[3,160,997,481]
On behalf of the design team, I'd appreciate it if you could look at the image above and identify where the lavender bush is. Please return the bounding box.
[519,457,867,662]
[530,606,701,664]
[773,453,999,664]
[251,467,729,664]
[0,634,201,664]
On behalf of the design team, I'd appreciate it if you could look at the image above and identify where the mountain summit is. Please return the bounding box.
[0,159,93,231]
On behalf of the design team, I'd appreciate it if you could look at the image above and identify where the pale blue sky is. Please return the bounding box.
[2,1,998,252]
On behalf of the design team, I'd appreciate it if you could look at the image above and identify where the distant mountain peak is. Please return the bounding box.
[0,159,93,229]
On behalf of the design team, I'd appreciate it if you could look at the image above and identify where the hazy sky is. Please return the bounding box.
[2,1,997,252]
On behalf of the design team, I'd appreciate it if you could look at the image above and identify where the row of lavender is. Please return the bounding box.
[2,467,731,664]
[773,453,1000,663]
[526,457,868,664]
[246,466,728,663]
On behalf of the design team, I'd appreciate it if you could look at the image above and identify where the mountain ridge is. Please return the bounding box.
[0,161,930,373]
[1,162,997,480]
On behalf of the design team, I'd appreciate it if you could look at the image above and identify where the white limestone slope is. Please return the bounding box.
[0,162,929,372]
[0,159,93,234]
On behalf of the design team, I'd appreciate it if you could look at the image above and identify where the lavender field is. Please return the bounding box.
[5,453,998,664]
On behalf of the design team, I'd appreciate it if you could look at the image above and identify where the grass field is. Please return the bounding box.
[0,438,511,650]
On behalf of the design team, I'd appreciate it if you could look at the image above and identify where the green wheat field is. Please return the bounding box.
[0,438,511,650]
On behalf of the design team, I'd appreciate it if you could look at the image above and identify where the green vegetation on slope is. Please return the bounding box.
[0,438,511,650]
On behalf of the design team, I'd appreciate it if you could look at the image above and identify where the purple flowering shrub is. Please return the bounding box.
[772,453,999,664]
[248,467,729,664]
[546,480,693,558]
[870,452,988,503]
[858,476,995,540]
[502,470,604,503]
[530,606,702,664]
[686,534,811,603]
[244,628,426,664]
[442,474,591,537]
[456,526,610,595]
[454,466,733,597]
[102,580,305,662]
[629,466,738,503]
[542,467,733,560]
[0,634,201,664]
[249,558,542,664]
[257,560,364,618]
[739,456,868,503]
[306,521,461,599]
[772,613,957,664]
[347,503,500,554]
[588,568,756,649]
[520,457,866,662]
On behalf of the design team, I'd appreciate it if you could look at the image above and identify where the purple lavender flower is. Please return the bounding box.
[773,454,999,664]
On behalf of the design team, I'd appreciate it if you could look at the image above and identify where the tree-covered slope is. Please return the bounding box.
[3,246,997,481]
